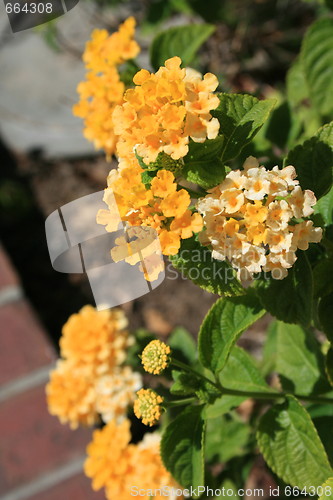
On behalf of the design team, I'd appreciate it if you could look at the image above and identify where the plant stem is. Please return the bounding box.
[171,359,333,406]
[171,359,221,391]
[163,397,197,408]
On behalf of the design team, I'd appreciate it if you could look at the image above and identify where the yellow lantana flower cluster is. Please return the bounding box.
[73,17,140,157]
[197,157,322,280]
[141,340,171,374]
[97,161,203,255]
[46,305,142,429]
[85,419,181,500]
[134,388,164,426]
[113,56,220,163]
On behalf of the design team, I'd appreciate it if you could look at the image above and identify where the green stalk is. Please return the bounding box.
[171,359,333,405]
[163,397,197,408]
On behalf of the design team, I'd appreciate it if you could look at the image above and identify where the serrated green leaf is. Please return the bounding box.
[319,292,333,341]
[257,396,332,488]
[301,18,333,116]
[255,252,313,327]
[284,122,333,199]
[273,320,329,395]
[150,24,215,70]
[183,137,226,189]
[168,326,197,364]
[169,236,244,297]
[219,346,272,393]
[319,478,333,500]
[314,185,333,226]
[309,404,333,466]
[198,294,265,374]
[211,93,276,162]
[161,405,205,494]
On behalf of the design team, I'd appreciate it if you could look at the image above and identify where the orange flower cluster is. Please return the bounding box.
[97,159,203,256]
[73,18,140,157]
[60,305,132,376]
[85,419,182,500]
[46,306,142,429]
[113,56,220,163]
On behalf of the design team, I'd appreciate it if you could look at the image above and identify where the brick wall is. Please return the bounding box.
[0,244,105,500]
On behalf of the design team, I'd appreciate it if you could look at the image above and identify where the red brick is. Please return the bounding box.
[0,384,93,495]
[0,300,55,385]
[0,246,20,290]
[30,473,106,500]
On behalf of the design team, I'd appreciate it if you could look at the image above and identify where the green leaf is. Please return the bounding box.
[309,404,333,466]
[319,478,333,500]
[161,405,205,493]
[257,396,332,488]
[170,370,200,396]
[261,320,278,376]
[168,326,197,364]
[301,18,333,116]
[318,292,333,341]
[314,185,333,226]
[169,236,244,297]
[119,60,141,86]
[205,415,251,463]
[183,137,226,189]
[272,320,329,395]
[198,293,265,374]
[286,58,309,109]
[219,346,272,393]
[203,394,245,419]
[141,169,156,187]
[211,93,276,162]
[313,257,333,298]
[150,24,215,70]
[203,345,271,418]
[284,122,333,199]
[255,252,313,327]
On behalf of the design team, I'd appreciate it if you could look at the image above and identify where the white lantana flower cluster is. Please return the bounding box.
[197,157,322,281]
[95,366,142,424]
